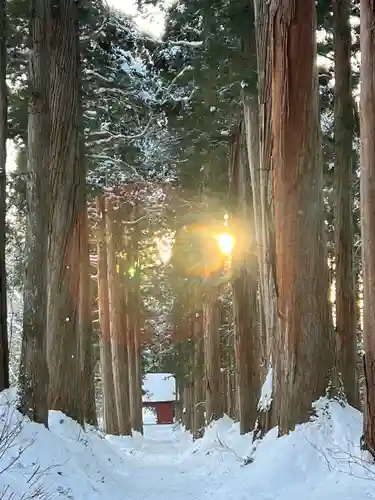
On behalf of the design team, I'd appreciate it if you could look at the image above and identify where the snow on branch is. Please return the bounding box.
[158,65,193,105]
[81,16,109,43]
[88,115,153,146]
[169,40,204,48]
[84,69,115,85]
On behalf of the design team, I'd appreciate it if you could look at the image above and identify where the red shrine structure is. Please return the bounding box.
[142,373,176,425]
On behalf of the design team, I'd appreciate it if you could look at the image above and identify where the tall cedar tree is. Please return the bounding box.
[203,288,222,423]
[193,310,205,435]
[47,0,83,421]
[0,0,8,391]
[79,170,97,425]
[106,199,132,435]
[96,196,119,435]
[271,0,332,434]
[360,0,375,458]
[333,0,358,407]
[125,206,143,434]
[248,0,276,434]
[230,121,259,434]
[18,0,49,425]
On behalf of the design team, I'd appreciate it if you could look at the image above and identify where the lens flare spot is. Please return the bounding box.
[216,233,235,256]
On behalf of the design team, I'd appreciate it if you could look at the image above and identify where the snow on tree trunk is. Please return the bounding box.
[18,0,49,425]
[96,196,119,435]
[333,0,358,408]
[360,0,375,458]
[106,199,131,436]
[271,0,332,434]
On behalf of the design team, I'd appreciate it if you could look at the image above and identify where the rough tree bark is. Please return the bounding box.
[244,0,276,435]
[119,202,143,434]
[249,0,276,362]
[106,199,131,436]
[333,0,358,408]
[18,0,49,424]
[125,281,139,432]
[129,205,143,434]
[118,219,141,433]
[0,0,8,392]
[360,0,375,457]
[203,288,223,423]
[182,386,193,431]
[47,0,83,422]
[192,310,205,437]
[96,196,118,435]
[175,377,182,423]
[271,0,332,434]
[79,196,97,425]
[230,120,259,434]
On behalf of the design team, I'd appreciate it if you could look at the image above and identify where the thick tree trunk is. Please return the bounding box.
[182,386,189,429]
[119,251,141,434]
[133,317,143,432]
[0,0,8,392]
[251,0,274,350]
[193,311,205,437]
[18,0,49,425]
[106,199,132,436]
[121,203,143,434]
[203,288,223,423]
[96,196,118,435]
[130,209,143,434]
[246,0,276,433]
[47,0,82,422]
[360,0,375,457]
[333,0,358,408]
[175,377,182,423]
[271,0,332,434]
[224,330,236,420]
[126,285,139,431]
[227,372,236,420]
[183,384,193,431]
[230,121,259,434]
[79,200,97,425]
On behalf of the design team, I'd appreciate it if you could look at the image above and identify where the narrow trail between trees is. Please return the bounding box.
[109,424,223,500]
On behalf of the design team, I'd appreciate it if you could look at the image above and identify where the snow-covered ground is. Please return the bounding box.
[0,390,374,499]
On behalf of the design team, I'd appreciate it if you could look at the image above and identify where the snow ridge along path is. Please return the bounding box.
[1,391,375,499]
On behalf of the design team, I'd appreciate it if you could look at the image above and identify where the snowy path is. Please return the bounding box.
[107,424,221,500]
[3,395,375,499]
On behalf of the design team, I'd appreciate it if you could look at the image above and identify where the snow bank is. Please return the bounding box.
[0,392,374,500]
[187,398,375,500]
[0,394,134,499]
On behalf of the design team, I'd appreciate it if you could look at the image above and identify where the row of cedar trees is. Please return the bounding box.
[171,0,375,457]
[0,0,147,434]
[0,0,375,457]
[94,194,144,435]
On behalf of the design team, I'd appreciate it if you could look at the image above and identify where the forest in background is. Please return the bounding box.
[1,0,375,459]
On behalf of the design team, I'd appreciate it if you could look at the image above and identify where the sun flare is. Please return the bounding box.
[216,232,235,256]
